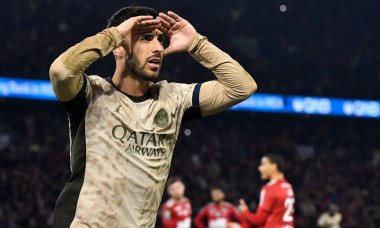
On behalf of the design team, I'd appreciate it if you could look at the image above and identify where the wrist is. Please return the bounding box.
[186,33,206,53]
[108,27,123,47]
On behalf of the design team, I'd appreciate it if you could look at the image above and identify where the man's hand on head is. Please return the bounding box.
[116,16,161,58]
[157,11,197,56]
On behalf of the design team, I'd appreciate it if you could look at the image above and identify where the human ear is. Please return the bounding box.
[113,46,127,59]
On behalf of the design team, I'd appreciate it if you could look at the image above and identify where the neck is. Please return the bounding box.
[215,201,224,206]
[173,197,183,202]
[269,172,284,182]
[112,64,150,97]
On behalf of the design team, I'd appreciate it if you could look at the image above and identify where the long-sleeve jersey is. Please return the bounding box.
[161,198,192,228]
[194,202,246,228]
[242,179,295,228]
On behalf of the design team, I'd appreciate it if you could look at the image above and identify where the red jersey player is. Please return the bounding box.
[161,177,192,228]
[195,188,246,228]
[238,154,295,228]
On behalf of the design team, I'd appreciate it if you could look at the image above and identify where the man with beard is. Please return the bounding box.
[49,6,256,228]
[194,188,246,228]
[161,177,192,228]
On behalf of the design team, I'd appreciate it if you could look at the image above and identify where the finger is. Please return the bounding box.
[157,25,168,34]
[158,12,177,25]
[163,46,175,56]
[138,18,161,26]
[157,16,171,29]
[239,199,246,205]
[134,15,154,22]
[167,11,183,22]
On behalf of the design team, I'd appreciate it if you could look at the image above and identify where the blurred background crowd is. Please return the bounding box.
[1,0,378,98]
[1,103,379,227]
[0,0,379,227]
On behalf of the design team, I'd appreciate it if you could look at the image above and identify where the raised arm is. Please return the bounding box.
[188,35,257,116]
[238,198,270,227]
[158,11,257,117]
[49,28,121,102]
[49,16,160,102]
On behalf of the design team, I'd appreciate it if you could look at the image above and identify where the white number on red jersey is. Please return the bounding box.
[283,197,295,222]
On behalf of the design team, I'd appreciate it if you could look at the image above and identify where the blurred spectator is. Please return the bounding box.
[194,188,245,228]
[317,203,342,228]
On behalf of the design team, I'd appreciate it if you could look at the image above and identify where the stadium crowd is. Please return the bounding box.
[0,0,378,99]
[1,0,379,227]
[0,101,379,227]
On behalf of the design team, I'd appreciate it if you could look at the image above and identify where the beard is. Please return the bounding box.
[125,54,160,81]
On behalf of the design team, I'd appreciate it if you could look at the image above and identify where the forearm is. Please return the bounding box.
[187,34,257,116]
[241,209,269,227]
[49,27,122,101]
[194,215,206,228]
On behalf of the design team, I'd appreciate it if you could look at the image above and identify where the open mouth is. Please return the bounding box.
[148,57,161,68]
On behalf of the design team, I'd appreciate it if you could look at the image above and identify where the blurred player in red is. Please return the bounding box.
[195,188,246,228]
[161,177,192,228]
[237,154,295,228]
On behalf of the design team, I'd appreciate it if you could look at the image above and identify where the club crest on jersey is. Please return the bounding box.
[164,210,171,219]
[154,109,169,128]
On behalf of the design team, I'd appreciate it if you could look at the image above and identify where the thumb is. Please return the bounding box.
[163,46,176,56]
[239,199,246,205]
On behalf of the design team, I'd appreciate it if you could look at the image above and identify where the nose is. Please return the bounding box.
[152,37,163,54]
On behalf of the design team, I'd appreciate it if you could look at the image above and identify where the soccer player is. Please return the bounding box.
[49,5,257,228]
[161,177,192,228]
[194,188,247,228]
[238,154,295,228]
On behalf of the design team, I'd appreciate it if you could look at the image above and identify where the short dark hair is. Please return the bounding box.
[107,6,158,28]
[167,176,183,186]
[264,153,285,173]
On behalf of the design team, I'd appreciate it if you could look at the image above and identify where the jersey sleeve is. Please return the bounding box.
[169,82,202,123]
[258,188,275,212]
[230,206,248,227]
[187,33,257,117]
[49,27,121,102]
[241,209,269,227]
[194,206,208,228]
[240,188,273,227]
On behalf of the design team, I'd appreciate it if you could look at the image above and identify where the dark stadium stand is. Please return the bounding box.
[1,101,379,227]
[0,0,378,99]
[0,0,378,227]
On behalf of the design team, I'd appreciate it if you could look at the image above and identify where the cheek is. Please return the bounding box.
[133,44,148,58]
[261,168,267,174]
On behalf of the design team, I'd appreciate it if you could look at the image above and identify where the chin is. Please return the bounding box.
[144,71,160,81]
